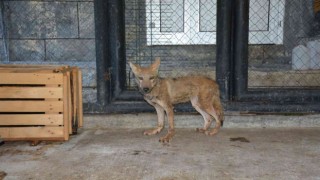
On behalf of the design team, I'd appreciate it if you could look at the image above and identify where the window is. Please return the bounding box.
[146,0,285,45]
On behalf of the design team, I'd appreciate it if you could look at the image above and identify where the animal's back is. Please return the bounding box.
[164,76,219,104]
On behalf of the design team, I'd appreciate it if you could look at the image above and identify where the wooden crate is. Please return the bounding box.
[315,0,320,14]
[0,65,83,142]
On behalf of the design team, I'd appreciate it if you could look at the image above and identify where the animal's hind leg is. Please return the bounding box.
[191,97,212,134]
[203,102,223,136]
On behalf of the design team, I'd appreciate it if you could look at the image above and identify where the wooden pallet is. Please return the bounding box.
[0,65,83,142]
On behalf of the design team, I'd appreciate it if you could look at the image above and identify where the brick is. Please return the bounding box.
[46,39,95,61]
[292,45,310,70]
[0,40,6,61]
[79,2,95,38]
[249,45,264,60]
[6,1,78,38]
[9,40,45,61]
[82,88,97,103]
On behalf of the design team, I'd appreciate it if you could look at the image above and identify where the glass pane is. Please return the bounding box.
[199,0,216,32]
[249,0,269,31]
[160,0,184,32]
[248,0,320,88]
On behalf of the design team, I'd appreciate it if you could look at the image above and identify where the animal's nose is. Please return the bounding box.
[143,88,150,93]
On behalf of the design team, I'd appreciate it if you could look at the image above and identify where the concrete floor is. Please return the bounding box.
[1,126,320,179]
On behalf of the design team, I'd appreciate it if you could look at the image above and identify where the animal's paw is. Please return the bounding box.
[144,128,161,135]
[195,128,207,133]
[205,128,219,136]
[159,130,175,143]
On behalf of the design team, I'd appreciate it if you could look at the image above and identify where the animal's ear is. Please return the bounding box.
[151,57,161,72]
[129,62,140,75]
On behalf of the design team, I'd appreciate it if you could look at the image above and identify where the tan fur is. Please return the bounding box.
[129,58,224,143]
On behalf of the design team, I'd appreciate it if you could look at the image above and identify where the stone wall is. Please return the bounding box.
[0,0,96,103]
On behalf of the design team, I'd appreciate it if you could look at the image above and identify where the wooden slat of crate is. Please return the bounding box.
[0,64,67,68]
[71,67,83,128]
[63,73,71,140]
[0,127,64,141]
[0,114,63,126]
[0,87,63,99]
[67,71,72,134]
[0,73,63,85]
[0,66,63,70]
[78,69,83,127]
[71,68,78,130]
[0,101,63,113]
[0,69,59,74]
[0,64,69,72]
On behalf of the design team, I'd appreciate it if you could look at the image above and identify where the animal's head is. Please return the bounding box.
[129,57,161,94]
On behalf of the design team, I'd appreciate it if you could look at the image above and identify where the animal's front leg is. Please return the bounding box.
[159,105,175,143]
[144,99,165,135]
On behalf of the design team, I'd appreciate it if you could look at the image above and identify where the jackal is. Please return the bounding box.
[129,58,224,143]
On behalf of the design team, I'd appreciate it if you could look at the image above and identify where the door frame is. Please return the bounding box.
[219,0,320,112]
[86,0,320,113]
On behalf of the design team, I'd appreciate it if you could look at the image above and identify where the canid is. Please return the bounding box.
[129,58,224,143]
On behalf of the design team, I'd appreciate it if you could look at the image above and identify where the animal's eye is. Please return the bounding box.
[149,76,155,80]
[138,77,143,80]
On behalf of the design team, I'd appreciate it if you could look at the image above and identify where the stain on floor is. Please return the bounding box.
[0,171,7,180]
[230,137,250,143]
